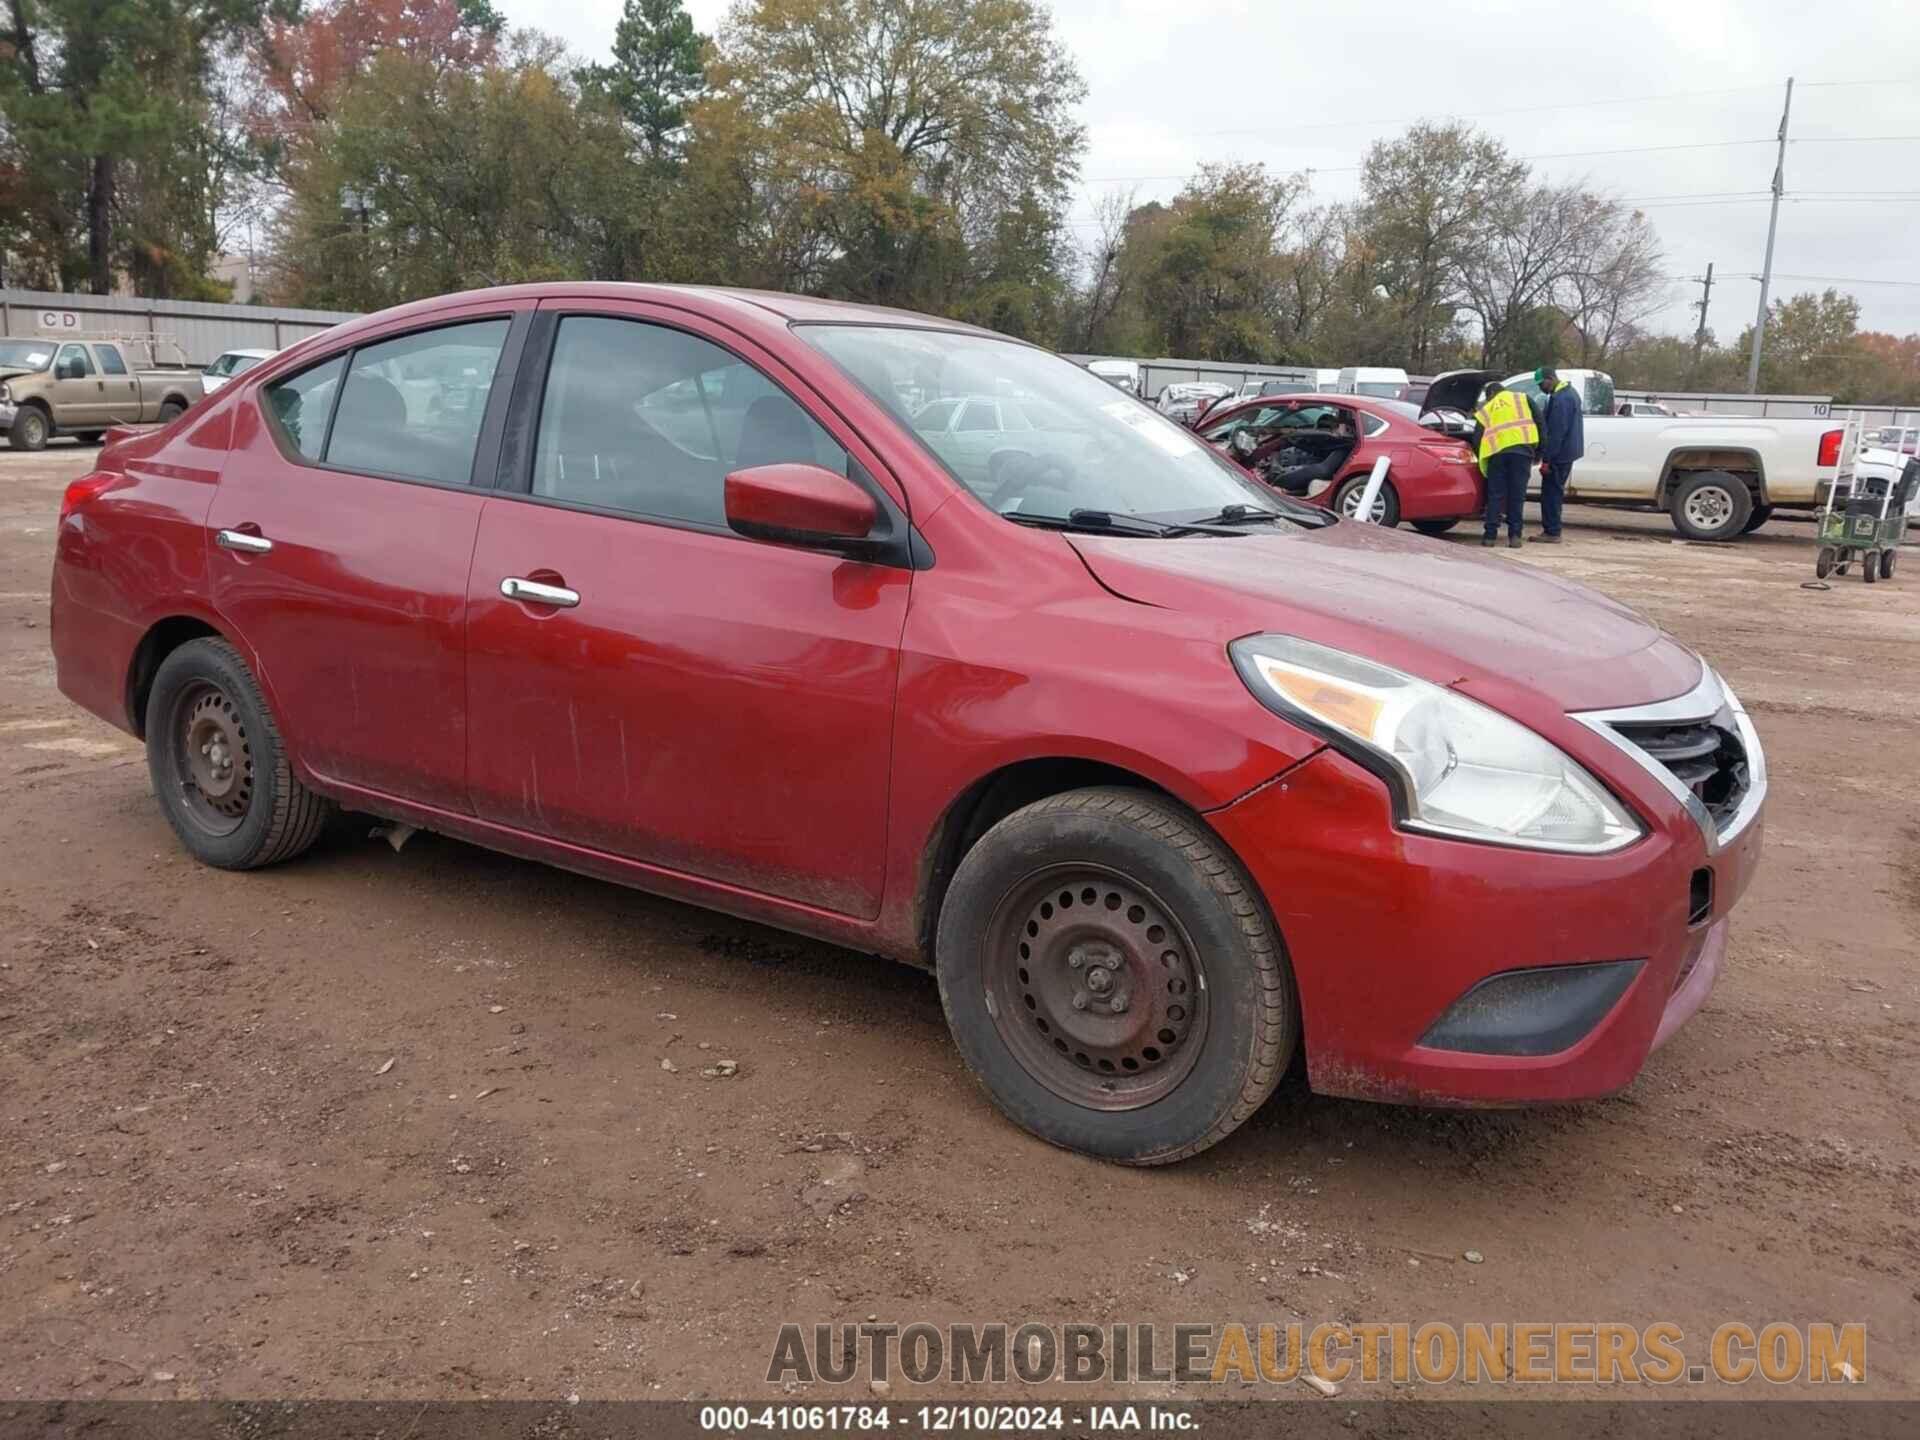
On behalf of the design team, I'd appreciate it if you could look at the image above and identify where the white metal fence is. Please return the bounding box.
[0,289,355,368]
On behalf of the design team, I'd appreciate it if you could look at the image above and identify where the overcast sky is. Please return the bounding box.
[508,0,1920,339]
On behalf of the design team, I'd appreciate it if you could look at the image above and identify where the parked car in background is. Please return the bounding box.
[1495,368,1855,541]
[49,282,1764,1165]
[1,336,204,450]
[203,348,278,395]
[1156,381,1232,424]
[1617,399,1682,418]
[1863,425,1917,454]
[1086,358,1142,395]
[1232,376,1316,403]
[1336,366,1413,401]
[1197,391,1482,531]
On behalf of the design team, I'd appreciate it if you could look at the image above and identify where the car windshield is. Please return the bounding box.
[0,341,55,371]
[801,326,1291,524]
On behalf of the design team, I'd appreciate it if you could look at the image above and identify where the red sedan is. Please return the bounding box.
[1196,391,1484,533]
[51,284,1764,1164]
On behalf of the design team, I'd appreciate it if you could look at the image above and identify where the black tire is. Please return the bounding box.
[1742,503,1774,534]
[8,405,50,451]
[1863,551,1879,584]
[1412,518,1460,537]
[935,786,1297,1165]
[145,637,333,869]
[1815,546,1836,579]
[1669,471,1753,542]
[157,399,187,424]
[1881,549,1897,580]
[1334,475,1400,528]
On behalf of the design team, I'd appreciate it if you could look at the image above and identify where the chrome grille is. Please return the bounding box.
[1609,719,1750,831]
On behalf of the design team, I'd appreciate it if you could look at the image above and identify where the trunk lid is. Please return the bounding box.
[1419,369,1498,416]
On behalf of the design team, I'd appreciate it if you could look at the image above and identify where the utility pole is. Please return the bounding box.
[1688,262,1714,386]
[1746,77,1794,394]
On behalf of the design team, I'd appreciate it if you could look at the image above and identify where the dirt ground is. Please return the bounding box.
[1,440,1916,1405]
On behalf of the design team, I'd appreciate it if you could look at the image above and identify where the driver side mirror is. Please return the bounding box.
[725,463,881,555]
[56,359,80,380]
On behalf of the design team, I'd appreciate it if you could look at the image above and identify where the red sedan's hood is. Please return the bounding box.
[1068,522,1702,714]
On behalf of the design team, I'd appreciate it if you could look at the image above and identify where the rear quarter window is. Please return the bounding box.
[263,356,346,460]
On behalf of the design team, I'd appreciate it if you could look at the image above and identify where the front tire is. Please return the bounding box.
[935,787,1297,1165]
[1334,475,1400,528]
[1411,518,1459,537]
[145,638,333,869]
[1669,471,1753,542]
[8,406,49,451]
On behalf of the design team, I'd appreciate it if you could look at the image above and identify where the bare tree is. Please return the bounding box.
[1561,203,1667,365]
[1078,184,1136,350]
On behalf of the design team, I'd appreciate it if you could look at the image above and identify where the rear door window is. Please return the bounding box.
[263,356,346,460]
[325,320,510,486]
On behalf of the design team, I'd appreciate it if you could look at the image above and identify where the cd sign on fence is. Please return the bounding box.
[36,309,82,333]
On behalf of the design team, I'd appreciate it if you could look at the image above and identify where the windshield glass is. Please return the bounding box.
[0,341,55,371]
[1582,374,1617,415]
[801,326,1286,522]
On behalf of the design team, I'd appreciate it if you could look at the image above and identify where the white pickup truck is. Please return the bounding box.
[1422,369,1855,541]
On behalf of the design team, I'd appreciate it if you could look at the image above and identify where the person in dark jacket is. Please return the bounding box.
[1533,366,1585,543]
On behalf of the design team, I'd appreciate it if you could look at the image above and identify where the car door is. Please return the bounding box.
[92,344,142,422]
[207,304,530,810]
[463,302,913,919]
[50,343,106,428]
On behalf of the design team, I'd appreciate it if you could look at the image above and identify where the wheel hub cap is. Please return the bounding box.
[986,868,1207,1110]
[1686,487,1732,527]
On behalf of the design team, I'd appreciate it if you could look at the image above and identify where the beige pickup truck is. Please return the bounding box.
[0,336,205,451]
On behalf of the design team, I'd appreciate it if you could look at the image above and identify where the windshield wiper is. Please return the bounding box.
[1005,509,1185,537]
[1178,504,1298,530]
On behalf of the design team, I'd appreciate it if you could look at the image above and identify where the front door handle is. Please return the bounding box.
[216,529,273,554]
[500,576,580,608]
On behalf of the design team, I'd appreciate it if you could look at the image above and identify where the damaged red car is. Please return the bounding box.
[51,284,1765,1163]
[1197,387,1486,532]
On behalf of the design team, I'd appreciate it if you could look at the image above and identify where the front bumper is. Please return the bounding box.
[0,402,16,429]
[1210,745,1762,1105]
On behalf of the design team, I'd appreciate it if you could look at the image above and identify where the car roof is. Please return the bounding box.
[307,282,1001,353]
[221,348,277,358]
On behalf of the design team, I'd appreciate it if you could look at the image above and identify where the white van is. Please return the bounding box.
[1337,366,1411,401]
[1086,359,1142,395]
[1313,368,1340,392]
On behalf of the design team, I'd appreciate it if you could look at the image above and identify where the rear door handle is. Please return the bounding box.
[500,576,580,608]
[216,529,273,554]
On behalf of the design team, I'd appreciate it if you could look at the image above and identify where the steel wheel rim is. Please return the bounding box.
[1684,485,1734,530]
[23,412,45,445]
[172,680,253,836]
[983,864,1209,1111]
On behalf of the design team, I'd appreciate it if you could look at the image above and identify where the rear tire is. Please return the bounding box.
[1864,550,1879,583]
[145,638,333,870]
[1412,518,1459,537]
[935,787,1296,1165]
[157,399,187,424]
[1669,471,1753,542]
[1881,549,1897,580]
[1334,475,1400,528]
[8,405,49,451]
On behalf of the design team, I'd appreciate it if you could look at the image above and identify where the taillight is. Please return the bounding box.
[1818,429,1843,467]
[60,473,116,523]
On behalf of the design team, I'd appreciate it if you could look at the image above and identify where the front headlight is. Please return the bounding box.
[0,383,11,403]
[1230,635,1642,854]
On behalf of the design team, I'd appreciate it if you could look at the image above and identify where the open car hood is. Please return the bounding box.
[1067,522,1703,714]
[1420,369,1498,416]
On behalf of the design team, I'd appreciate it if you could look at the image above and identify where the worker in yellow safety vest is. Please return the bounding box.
[1472,382,1540,549]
